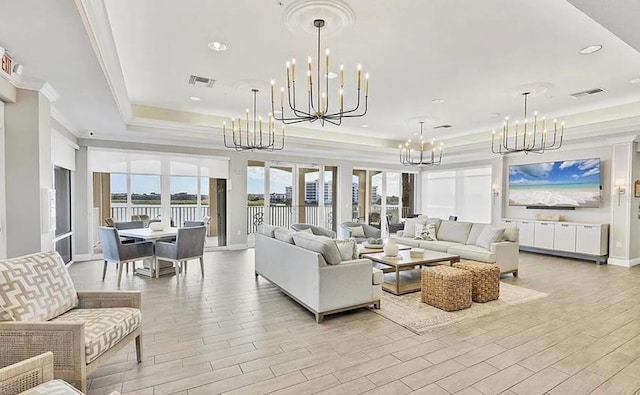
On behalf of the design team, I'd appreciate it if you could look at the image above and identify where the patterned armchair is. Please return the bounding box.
[0,352,120,394]
[0,252,142,392]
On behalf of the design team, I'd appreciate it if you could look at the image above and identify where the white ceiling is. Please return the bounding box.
[1,0,640,158]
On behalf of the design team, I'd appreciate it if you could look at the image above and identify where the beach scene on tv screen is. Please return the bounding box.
[509,159,601,207]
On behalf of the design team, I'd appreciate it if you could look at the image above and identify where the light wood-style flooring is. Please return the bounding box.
[68,250,640,395]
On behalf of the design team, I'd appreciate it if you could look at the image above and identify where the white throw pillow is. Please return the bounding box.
[414,223,424,237]
[476,226,506,250]
[274,228,295,244]
[416,215,429,226]
[297,227,314,234]
[335,239,358,260]
[403,219,417,237]
[347,225,365,238]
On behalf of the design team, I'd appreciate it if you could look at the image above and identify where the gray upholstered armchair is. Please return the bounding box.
[156,226,207,276]
[339,222,382,242]
[98,227,153,286]
[290,223,336,238]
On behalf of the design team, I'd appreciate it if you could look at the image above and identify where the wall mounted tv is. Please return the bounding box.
[508,158,601,208]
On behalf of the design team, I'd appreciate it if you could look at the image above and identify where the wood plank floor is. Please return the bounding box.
[68,250,640,395]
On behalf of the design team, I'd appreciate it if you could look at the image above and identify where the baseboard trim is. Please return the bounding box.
[607,257,640,267]
[228,244,249,251]
[519,246,607,264]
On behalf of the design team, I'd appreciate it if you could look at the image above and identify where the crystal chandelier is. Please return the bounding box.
[223,89,284,151]
[271,19,369,126]
[399,122,443,166]
[491,92,564,155]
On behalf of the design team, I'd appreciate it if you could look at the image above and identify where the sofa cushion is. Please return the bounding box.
[292,232,342,265]
[466,223,487,245]
[0,252,78,322]
[447,245,496,263]
[476,226,506,250]
[437,221,473,244]
[51,307,142,364]
[346,225,366,238]
[257,224,279,238]
[20,379,85,395]
[335,239,358,260]
[274,228,295,244]
[372,268,384,285]
[417,240,460,252]
[502,226,518,242]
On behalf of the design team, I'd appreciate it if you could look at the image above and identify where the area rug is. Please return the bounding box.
[370,282,548,335]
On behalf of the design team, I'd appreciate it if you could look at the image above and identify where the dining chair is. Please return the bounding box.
[98,227,154,286]
[104,217,115,227]
[131,214,150,227]
[155,226,207,277]
[184,220,205,227]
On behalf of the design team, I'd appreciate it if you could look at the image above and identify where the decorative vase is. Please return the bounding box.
[383,239,399,257]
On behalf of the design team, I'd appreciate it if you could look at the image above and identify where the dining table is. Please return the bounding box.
[118,227,178,278]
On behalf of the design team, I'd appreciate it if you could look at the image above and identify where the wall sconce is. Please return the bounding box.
[492,184,501,205]
[616,178,626,206]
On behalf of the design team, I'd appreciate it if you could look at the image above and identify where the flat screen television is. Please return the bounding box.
[508,158,601,208]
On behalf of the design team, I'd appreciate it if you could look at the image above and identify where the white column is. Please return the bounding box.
[0,101,5,259]
[609,142,635,265]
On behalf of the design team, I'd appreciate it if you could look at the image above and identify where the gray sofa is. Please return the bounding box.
[397,219,519,276]
[255,225,382,323]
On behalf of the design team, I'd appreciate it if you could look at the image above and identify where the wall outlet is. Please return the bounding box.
[616,241,622,248]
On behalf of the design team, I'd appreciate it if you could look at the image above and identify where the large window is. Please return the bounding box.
[131,174,161,219]
[422,167,492,223]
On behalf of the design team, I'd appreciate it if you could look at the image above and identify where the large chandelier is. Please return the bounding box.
[491,92,564,155]
[271,19,369,126]
[399,122,443,166]
[223,89,284,151]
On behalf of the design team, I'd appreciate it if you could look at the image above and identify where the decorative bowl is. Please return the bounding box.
[149,222,166,231]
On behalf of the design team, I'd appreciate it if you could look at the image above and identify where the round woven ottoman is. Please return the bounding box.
[453,261,500,303]
[421,266,472,312]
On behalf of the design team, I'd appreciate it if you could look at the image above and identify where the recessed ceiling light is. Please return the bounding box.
[326,72,338,79]
[431,98,445,104]
[189,96,201,101]
[579,45,602,55]
[208,41,228,51]
[630,77,640,84]
[361,124,369,128]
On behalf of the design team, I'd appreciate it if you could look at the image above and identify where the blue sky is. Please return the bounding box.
[111,174,207,194]
[509,159,600,186]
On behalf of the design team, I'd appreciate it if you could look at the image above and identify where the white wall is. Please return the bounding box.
[0,101,6,259]
[501,146,612,224]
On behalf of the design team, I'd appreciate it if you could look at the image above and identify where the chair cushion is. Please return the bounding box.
[436,221,473,244]
[0,252,78,322]
[297,227,314,234]
[274,228,295,244]
[372,268,384,285]
[466,223,487,245]
[447,245,497,263]
[346,225,365,238]
[292,233,342,265]
[20,379,84,394]
[51,308,142,364]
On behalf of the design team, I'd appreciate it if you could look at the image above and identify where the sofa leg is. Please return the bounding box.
[135,334,143,363]
[102,261,108,281]
[117,261,124,287]
[373,301,381,309]
[513,270,518,277]
[315,312,324,324]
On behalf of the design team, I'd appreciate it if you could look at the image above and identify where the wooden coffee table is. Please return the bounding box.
[358,243,411,257]
[362,250,460,295]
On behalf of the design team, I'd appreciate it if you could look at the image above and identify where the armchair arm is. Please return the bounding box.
[490,241,519,274]
[0,352,54,393]
[0,322,85,371]
[77,291,141,309]
[155,241,177,260]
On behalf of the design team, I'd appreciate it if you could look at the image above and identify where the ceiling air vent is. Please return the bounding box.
[188,75,216,88]
[569,88,607,98]
[434,124,453,129]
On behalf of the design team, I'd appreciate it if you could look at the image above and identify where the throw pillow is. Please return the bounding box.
[502,226,518,242]
[335,239,358,260]
[346,225,365,238]
[297,227,314,234]
[292,232,342,265]
[257,224,278,238]
[416,215,429,226]
[414,223,438,241]
[466,223,487,245]
[476,226,506,250]
[403,219,417,238]
[0,252,79,322]
[274,228,295,244]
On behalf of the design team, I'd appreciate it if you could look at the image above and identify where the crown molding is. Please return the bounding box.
[15,77,60,102]
[51,105,80,137]
[73,0,132,121]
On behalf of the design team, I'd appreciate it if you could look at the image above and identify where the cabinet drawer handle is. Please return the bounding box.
[540,223,548,226]
[561,224,569,227]
[583,226,593,229]
[522,222,529,224]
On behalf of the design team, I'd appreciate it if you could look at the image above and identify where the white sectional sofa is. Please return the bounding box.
[397,219,520,276]
[255,226,383,323]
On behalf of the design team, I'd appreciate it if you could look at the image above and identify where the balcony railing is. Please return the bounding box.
[247,205,333,234]
[111,204,209,226]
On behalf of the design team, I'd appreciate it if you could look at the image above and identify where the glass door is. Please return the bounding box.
[323,166,338,231]
[297,166,321,226]
[267,164,294,228]
[54,166,72,264]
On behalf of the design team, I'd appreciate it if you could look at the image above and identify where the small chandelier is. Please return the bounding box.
[491,92,564,155]
[399,122,443,166]
[223,89,284,151]
[271,19,369,126]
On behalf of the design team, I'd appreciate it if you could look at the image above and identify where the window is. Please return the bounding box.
[131,174,161,219]
[422,167,492,223]
[110,173,127,222]
[386,172,401,223]
[55,167,72,264]
[170,176,198,225]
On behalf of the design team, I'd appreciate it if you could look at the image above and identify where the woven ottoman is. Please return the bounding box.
[421,266,472,311]
[453,261,500,303]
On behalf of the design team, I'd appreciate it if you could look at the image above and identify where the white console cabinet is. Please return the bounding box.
[502,219,608,263]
